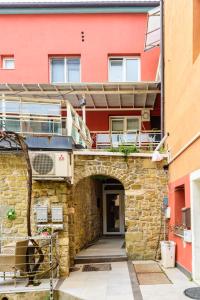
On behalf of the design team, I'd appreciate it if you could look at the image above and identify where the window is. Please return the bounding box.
[2,57,15,69]
[50,57,80,83]
[110,117,140,133]
[174,185,186,236]
[109,57,140,82]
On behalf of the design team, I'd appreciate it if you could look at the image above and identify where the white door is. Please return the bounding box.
[103,190,125,235]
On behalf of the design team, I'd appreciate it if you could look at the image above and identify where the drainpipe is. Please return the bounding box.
[160,0,165,138]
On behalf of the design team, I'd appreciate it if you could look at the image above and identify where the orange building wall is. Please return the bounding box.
[0,13,159,83]
[165,0,200,274]
[165,0,200,182]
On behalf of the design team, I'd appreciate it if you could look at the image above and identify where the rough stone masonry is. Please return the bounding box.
[0,152,168,276]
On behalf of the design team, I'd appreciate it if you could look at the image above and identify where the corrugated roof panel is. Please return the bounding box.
[145,6,160,51]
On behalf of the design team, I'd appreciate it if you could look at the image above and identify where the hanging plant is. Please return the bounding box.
[7,208,16,221]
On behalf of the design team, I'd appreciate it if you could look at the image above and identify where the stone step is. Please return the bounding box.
[74,255,128,264]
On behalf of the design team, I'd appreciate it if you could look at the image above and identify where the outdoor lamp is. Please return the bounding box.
[78,97,86,107]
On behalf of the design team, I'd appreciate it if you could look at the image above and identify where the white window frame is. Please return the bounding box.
[108,56,141,82]
[2,57,15,70]
[110,116,141,133]
[50,57,81,84]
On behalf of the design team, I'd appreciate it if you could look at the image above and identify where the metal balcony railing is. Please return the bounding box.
[0,235,59,298]
[0,98,92,149]
[91,130,162,150]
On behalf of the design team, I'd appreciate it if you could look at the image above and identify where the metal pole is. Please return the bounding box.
[160,0,165,138]
[49,235,54,300]
[82,105,86,124]
[2,93,6,131]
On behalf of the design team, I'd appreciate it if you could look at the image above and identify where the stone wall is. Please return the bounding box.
[0,152,168,278]
[73,154,168,260]
[0,153,28,236]
[0,153,70,276]
[69,177,102,259]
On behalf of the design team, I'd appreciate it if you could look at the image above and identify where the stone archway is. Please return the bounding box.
[69,153,168,263]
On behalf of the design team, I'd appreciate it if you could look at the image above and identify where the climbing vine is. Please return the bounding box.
[0,131,44,285]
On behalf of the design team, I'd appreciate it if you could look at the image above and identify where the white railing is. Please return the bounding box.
[0,235,59,299]
[91,130,162,150]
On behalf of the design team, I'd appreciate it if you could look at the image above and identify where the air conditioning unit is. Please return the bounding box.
[29,151,73,182]
[141,109,150,122]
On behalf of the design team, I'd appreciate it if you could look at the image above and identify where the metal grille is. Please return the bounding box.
[82,264,111,272]
[32,153,54,175]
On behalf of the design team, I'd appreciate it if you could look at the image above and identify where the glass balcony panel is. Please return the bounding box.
[4,101,20,114]
[21,103,60,116]
[0,118,20,132]
[21,120,61,134]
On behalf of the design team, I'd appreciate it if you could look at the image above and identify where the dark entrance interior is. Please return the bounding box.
[72,175,125,258]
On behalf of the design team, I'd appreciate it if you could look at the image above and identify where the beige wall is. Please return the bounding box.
[165,0,200,182]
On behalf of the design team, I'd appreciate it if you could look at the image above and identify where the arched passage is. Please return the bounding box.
[69,154,168,264]
[69,174,125,260]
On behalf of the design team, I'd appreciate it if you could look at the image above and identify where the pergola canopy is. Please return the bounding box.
[0,82,160,110]
[145,6,160,51]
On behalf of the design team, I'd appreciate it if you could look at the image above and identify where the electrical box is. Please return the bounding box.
[51,206,63,222]
[163,197,168,206]
[141,109,150,122]
[36,206,48,223]
[165,207,171,219]
[184,230,192,243]
[182,207,191,228]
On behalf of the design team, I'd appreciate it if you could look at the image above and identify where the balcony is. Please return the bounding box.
[91,130,162,150]
[0,98,92,149]
[0,82,161,152]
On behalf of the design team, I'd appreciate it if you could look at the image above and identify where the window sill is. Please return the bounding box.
[0,68,15,71]
[174,233,184,238]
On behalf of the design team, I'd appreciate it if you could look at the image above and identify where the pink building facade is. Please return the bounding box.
[0,1,160,142]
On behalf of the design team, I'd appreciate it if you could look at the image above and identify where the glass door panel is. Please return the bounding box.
[106,194,120,233]
[104,191,124,234]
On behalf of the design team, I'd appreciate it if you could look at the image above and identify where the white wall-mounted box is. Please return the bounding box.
[165,207,171,219]
[36,205,48,223]
[184,229,192,243]
[51,206,63,222]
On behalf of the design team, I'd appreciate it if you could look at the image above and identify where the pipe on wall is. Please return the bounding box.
[160,0,165,138]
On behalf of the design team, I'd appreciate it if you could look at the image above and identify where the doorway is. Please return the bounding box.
[103,184,125,235]
[191,169,200,283]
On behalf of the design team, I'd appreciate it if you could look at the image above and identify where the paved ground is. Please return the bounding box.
[0,238,198,299]
[58,261,198,300]
[59,261,134,300]
[134,260,197,300]
[76,237,126,258]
